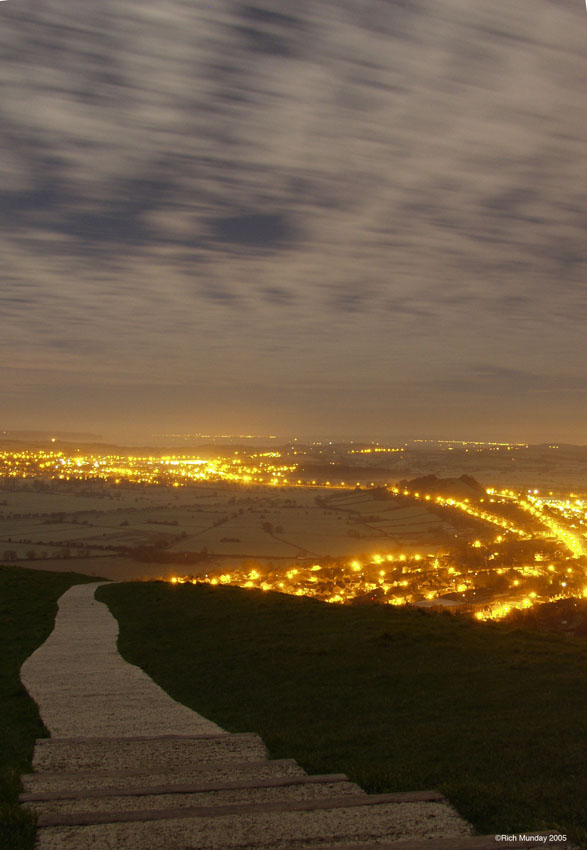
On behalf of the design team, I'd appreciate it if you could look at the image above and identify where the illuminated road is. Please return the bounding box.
[519,497,587,559]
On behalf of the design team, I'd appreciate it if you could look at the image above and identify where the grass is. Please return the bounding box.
[97,581,587,848]
[0,565,103,850]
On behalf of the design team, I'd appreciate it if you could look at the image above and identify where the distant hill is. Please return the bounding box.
[398,474,486,501]
[1,431,102,442]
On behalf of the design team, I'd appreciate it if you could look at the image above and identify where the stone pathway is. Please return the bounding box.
[20,582,224,739]
[19,583,568,849]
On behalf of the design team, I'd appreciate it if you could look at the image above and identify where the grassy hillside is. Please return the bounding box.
[0,566,103,850]
[98,581,587,848]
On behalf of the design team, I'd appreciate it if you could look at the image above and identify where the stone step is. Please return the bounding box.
[21,758,305,794]
[24,775,361,818]
[21,771,352,802]
[32,733,267,773]
[36,790,446,825]
[284,835,577,850]
[35,793,469,849]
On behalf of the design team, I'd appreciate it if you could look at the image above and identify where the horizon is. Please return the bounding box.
[1,428,584,449]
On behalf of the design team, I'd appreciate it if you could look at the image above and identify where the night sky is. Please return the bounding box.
[1,0,585,443]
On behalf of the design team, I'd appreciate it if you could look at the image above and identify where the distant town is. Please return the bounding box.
[1,437,586,627]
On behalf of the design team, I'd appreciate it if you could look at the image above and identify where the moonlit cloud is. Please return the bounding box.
[0,0,585,441]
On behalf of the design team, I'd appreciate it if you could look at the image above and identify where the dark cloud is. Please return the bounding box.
[232,24,298,58]
[483,188,538,215]
[538,240,586,274]
[349,0,427,37]
[0,159,64,220]
[330,292,369,313]
[60,173,176,247]
[199,285,241,306]
[497,295,532,311]
[259,287,295,306]
[45,337,102,355]
[384,298,432,319]
[238,6,305,29]
[208,212,298,249]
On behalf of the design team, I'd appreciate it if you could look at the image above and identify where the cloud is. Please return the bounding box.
[0,0,586,437]
[259,286,295,306]
[208,211,298,249]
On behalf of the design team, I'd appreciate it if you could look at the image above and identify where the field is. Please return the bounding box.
[0,566,104,850]
[0,484,456,576]
[323,491,451,544]
[98,580,587,848]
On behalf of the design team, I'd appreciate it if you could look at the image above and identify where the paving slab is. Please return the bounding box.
[25,779,362,817]
[20,772,350,802]
[32,733,268,773]
[34,792,449,826]
[288,836,579,850]
[21,759,306,794]
[35,799,470,850]
[20,582,224,738]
